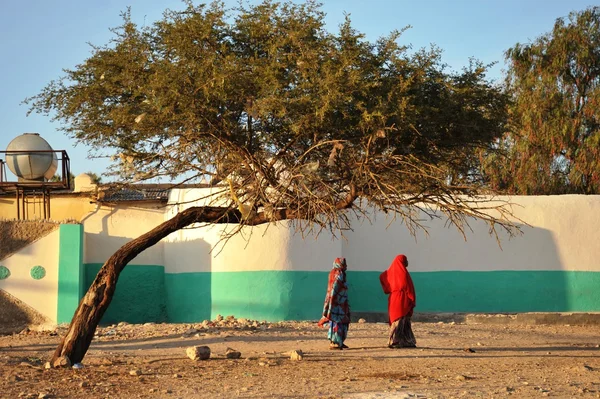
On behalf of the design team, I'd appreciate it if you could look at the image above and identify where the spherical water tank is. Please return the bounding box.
[5,133,58,181]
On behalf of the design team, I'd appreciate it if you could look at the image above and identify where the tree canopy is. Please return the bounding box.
[482,7,600,194]
[29,0,524,367]
[30,0,514,235]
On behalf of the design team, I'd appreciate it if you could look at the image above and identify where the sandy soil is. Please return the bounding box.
[1,319,600,398]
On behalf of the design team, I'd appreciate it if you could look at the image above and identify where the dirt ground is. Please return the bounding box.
[1,319,599,398]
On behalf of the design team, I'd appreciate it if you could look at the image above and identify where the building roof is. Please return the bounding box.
[99,187,170,202]
[97,183,212,203]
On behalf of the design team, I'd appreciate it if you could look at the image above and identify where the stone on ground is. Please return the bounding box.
[225,348,242,359]
[186,345,211,361]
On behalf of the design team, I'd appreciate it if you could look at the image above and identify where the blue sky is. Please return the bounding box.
[0,0,597,180]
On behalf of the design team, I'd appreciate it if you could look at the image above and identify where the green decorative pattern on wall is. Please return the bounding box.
[30,265,46,280]
[0,266,10,280]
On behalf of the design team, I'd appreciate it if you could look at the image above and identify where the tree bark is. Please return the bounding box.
[51,206,238,366]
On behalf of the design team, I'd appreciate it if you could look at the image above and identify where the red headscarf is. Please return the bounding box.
[379,254,416,324]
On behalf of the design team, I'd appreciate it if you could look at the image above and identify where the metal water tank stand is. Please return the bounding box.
[0,149,70,220]
[15,186,52,220]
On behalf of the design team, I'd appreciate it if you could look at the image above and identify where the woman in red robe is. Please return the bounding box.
[379,254,416,348]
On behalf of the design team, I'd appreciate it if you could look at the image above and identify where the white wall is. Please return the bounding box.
[344,195,600,273]
[0,229,60,321]
[83,203,166,266]
[165,190,600,274]
[164,188,341,273]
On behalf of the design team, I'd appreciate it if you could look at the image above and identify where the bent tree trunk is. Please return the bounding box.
[51,206,238,366]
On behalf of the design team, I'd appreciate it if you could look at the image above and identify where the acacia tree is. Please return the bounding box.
[29,1,517,366]
[482,7,600,194]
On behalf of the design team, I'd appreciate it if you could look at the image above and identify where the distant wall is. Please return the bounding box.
[160,191,600,321]
[47,191,600,324]
[0,194,95,221]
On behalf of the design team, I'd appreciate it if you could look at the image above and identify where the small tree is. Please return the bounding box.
[84,172,102,185]
[28,1,517,366]
[483,7,600,194]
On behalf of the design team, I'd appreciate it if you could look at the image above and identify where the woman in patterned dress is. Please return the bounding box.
[318,258,351,349]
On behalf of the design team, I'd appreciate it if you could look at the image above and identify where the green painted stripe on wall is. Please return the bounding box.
[350,270,600,313]
[165,271,327,322]
[77,267,600,323]
[84,264,168,324]
[165,270,600,322]
[57,224,84,323]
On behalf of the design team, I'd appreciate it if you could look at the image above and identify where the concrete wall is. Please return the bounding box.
[0,194,96,221]
[0,229,60,321]
[44,190,600,324]
[81,203,168,323]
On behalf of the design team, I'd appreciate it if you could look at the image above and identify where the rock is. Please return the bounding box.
[8,374,23,382]
[149,388,158,393]
[225,348,242,359]
[79,381,89,388]
[226,315,235,321]
[129,369,142,376]
[582,364,594,371]
[117,322,129,327]
[237,318,249,324]
[215,314,224,322]
[289,350,304,361]
[358,318,367,323]
[463,347,475,353]
[455,375,467,381]
[183,328,198,336]
[38,393,50,399]
[201,320,211,328]
[173,373,182,378]
[52,356,71,368]
[143,322,155,327]
[186,345,211,361]
[44,362,52,370]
